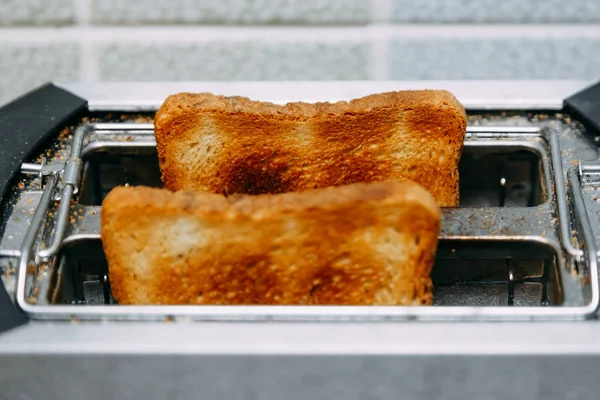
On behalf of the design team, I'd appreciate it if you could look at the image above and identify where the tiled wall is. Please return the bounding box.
[1,0,600,105]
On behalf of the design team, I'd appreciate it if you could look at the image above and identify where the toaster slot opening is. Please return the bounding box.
[432,239,561,306]
[78,150,162,206]
[76,144,545,208]
[48,238,561,307]
[459,145,545,207]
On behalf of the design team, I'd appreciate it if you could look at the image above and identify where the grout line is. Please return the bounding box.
[73,0,91,26]
[369,29,389,80]
[74,0,95,81]
[370,0,392,81]
[0,26,376,42]
[371,0,393,23]
[2,25,600,43]
[80,40,99,82]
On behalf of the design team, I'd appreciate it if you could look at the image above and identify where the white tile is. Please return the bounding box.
[389,36,600,80]
[391,0,600,23]
[0,0,74,26]
[90,0,369,25]
[99,41,369,81]
[0,43,80,106]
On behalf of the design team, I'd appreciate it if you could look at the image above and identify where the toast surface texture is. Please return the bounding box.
[101,180,441,306]
[154,90,467,207]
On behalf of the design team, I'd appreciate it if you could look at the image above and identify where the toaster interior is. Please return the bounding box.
[2,112,598,321]
[49,237,561,307]
[76,144,546,208]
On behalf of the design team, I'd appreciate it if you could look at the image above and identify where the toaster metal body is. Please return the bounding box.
[1,80,600,399]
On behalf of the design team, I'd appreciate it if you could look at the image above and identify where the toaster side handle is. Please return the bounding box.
[564,80,600,137]
[0,82,87,333]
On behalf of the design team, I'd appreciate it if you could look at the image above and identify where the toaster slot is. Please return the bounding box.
[432,239,561,306]
[7,121,596,321]
[47,238,561,307]
[76,143,547,208]
[459,145,545,207]
[78,151,162,206]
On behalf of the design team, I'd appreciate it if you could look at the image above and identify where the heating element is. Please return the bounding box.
[1,107,600,322]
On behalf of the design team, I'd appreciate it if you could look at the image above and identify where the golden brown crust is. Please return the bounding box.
[101,180,441,306]
[154,90,467,207]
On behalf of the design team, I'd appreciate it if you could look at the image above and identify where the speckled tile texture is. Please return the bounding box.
[0,0,74,26]
[389,37,600,80]
[90,0,370,25]
[391,0,600,23]
[0,43,80,106]
[99,42,369,81]
[2,1,600,104]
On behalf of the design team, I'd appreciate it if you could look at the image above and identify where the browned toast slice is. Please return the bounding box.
[101,180,441,306]
[154,90,467,207]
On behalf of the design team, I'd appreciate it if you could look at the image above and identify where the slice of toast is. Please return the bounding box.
[154,90,467,207]
[101,180,441,306]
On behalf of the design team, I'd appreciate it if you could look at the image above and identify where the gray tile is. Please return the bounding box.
[389,37,600,80]
[0,43,80,106]
[90,0,369,25]
[99,42,368,81]
[0,0,74,26]
[391,0,600,23]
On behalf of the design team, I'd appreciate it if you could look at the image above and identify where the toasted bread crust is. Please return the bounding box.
[102,180,441,306]
[154,90,467,207]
